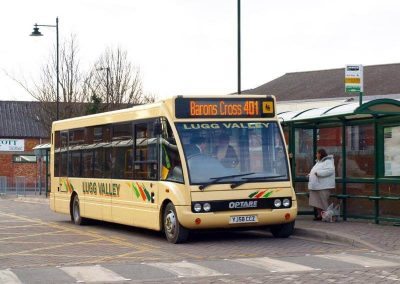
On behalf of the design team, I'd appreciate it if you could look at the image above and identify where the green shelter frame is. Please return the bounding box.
[279,99,400,224]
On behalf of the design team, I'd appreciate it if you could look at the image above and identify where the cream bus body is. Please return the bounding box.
[50,95,297,243]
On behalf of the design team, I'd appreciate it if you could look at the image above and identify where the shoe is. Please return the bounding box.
[313,216,322,221]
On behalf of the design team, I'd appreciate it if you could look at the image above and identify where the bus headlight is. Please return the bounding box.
[203,203,211,212]
[274,199,282,208]
[194,203,202,212]
[282,198,291,208]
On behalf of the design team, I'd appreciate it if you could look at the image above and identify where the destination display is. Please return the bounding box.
[175,97,275,118]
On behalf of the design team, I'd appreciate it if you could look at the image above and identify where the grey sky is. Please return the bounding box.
[1,0,399,101]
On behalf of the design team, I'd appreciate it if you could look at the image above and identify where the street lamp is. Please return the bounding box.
[30,17,60,120]
[237,0,241,94]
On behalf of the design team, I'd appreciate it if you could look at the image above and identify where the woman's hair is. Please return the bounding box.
[317,148,328,159]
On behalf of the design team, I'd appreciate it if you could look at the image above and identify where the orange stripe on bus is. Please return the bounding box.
[136,182,147,201]
[255,190,266,198]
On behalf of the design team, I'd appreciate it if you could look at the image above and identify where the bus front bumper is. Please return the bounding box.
[175,205,298,230]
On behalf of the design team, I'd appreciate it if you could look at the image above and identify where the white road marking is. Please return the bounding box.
[315,253,399,268]
[233,257,315,272]
[0,270,22,284]
[147,261,223,278]
[60,265,130,283]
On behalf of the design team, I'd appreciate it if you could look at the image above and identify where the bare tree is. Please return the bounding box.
[6,35,86,132]
[86,47,155,112]
[7,39,156,132]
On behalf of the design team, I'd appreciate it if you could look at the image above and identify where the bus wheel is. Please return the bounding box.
[270,221,295,238]
[72,195,87,225]
[163,203,189,243]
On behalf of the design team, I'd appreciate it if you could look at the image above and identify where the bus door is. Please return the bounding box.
[125,120,160,228]
[53,131,69,212]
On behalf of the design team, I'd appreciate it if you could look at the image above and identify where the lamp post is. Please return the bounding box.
[237,0,241,94]
[97,67,111,107]
[30,17,60,120]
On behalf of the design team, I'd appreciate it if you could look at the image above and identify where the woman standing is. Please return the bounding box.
[308,149,335,220]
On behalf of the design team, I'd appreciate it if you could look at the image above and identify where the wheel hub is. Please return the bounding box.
[165,211,176,236]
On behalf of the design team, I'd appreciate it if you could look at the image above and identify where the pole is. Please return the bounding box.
[56,17,60,120]
[106,67,110,107]
[38,157,42,195]
[359,91,363,106]
[237,0,241,94]
[45,150,49,198]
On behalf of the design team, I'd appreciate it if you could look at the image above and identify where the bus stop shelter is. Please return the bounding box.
[33,143,51,197]
[279,98,400,224]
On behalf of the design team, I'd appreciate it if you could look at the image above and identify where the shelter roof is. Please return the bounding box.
[278,98,400,123]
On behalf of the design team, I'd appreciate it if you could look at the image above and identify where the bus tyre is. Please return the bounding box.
[270,221,295,238]
[163,203,189,244]
[71,194,87,225]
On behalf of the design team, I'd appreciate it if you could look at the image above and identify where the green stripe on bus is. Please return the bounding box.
[132,183,140,198]
[263,191,273,198]
[143,185,151,201]
[248,191,258,198]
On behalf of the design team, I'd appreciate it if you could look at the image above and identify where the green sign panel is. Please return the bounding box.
[345,85,361,93]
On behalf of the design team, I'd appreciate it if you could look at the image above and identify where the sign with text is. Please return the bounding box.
[0,139,24,152]
[345,65,363,93]
[175,97,275,118]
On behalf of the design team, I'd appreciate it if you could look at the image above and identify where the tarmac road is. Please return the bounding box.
[0,197,399,283]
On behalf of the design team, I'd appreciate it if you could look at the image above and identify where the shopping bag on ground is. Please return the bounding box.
[321,202,340,222]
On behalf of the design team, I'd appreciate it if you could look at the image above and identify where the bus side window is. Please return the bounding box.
[133,120,158,180]
[54,131,61,177]
[160,118,183,183]
[60,131,69,177]
[112,123,133,179]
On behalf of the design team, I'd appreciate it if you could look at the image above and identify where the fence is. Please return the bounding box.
[0,176,48,196]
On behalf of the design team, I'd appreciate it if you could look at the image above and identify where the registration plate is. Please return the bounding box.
[229,215,258,224]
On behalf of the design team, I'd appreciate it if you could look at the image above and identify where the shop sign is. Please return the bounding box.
[0,139,24,152]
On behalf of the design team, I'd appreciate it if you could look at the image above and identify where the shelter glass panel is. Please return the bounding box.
[316,127,341,178]
[344,124,375,178]
[346,183,374,217]
[294,128,313,177]
[384,125,400,177]
[294,182,310,211]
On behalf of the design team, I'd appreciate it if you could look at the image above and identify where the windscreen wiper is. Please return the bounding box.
[199,172,254,191]
[230,175,286,189]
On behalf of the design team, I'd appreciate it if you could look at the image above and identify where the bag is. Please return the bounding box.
[321,202,340,223]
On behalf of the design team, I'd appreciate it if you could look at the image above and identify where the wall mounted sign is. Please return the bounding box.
[0,139,24,152]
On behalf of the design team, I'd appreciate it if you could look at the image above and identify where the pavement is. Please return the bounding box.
[2,194,400,254]
[295,216,400,254]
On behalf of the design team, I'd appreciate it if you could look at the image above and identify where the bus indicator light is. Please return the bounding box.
[195,218,202,225]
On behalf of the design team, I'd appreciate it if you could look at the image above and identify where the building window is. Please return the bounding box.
[12,155,37,163]
[384,126,400,177]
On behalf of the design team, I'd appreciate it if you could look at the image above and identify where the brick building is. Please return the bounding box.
[0,101,49,192]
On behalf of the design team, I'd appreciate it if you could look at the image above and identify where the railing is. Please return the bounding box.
[0,176,48,196]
